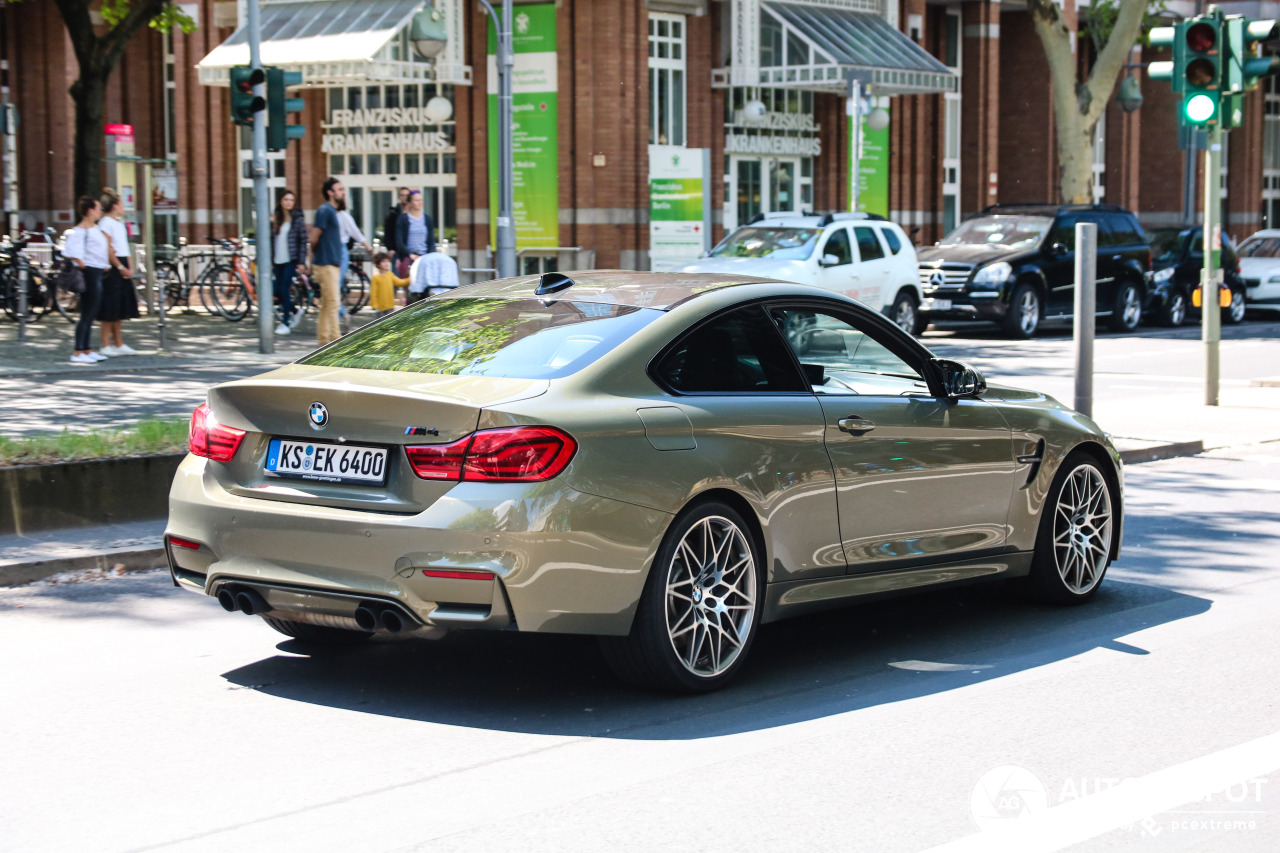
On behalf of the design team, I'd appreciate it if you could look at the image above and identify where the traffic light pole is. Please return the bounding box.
[247,0,273,354]
[477,0,516,279]
[1202,126,1222,406]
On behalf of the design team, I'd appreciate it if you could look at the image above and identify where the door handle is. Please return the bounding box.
[838,415,876,434]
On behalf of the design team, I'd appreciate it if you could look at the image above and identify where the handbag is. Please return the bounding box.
[58,260,85,294]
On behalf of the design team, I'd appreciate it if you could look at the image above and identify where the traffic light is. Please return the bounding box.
[230,66,265,127]
[1180,13,1223,127]
[266,67,307,151]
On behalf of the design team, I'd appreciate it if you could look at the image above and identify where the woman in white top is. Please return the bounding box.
[96,189,140,356]
[61,196,114,365]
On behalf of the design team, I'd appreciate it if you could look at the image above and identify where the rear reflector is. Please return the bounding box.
[406,426,577,482]
[422,569,493,581]
[168,536,201,551]
[189,403,246,463]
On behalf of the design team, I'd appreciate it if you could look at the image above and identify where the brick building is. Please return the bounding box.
[3,0,1277,278]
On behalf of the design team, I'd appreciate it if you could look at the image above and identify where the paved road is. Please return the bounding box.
[3,308,1277,436]
[3,446,1279,852]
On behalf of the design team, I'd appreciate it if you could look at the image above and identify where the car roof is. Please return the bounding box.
[433,270,780,310]
[1243,229,1280,240]
[980,203,1134,217]
[739,212,890,229]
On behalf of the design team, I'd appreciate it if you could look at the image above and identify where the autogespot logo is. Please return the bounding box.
[970,764,1050,830]
[308,401,328,429]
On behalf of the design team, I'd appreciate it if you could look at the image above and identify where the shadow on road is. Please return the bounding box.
[221,577,1209,740]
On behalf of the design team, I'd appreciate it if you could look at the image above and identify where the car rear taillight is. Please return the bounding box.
[189,403,246,463]
[405,426,577,482]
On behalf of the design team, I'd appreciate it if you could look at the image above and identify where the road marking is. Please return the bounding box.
[924,730,1280,852]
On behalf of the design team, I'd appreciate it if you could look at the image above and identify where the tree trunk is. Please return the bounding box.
[69,73,107,201]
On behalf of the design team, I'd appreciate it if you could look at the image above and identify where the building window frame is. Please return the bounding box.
[649,12,687,147]
[941,8,961,235]
[1264,71,1280,227]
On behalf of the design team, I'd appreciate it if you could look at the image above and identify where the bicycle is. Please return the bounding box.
[342,248,371,314]
[198,237,258,321]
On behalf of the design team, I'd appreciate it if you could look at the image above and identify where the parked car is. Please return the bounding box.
[1146,227,1247,326]
[675,212,926,335]
[1236,229,1280,312]
[167,271,1124,693]
[917,204,1152,338]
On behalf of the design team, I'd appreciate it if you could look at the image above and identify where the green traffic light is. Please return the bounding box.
[1185,93,1216,122]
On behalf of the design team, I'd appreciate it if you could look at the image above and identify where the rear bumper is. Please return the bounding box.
[166,455,671,636]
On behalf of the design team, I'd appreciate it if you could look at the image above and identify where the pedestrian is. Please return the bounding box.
[336,199,373,333]
[368,251,409,318]
[271,188,307,335]
[62,196,111,365]
[96,189,140,356]
[309,177,345,345]
[408,247,460,304]
[396,190,435,279]
[382,186,409,271]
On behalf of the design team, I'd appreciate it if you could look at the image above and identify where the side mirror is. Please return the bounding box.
[1050,242,1069,257]
[932,358,987,399]
[819,253,841,267]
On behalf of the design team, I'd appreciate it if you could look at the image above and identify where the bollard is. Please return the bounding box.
[15,252,26,342]
[1073,222,1097,418]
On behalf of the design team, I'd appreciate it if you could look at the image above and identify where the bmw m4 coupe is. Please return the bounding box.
[167,271,1123,692]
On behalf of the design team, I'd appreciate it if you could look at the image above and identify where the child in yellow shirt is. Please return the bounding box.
[369,252,410,317]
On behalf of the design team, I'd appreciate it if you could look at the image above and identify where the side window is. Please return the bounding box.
[853,226,886,261]
[819,227,853,266]
[1084,215,1120,247]
[770,307,928,396]
[656,306,807,394]
[1046,216,1078,251]
[882,226,903,255]
[1108,215,1143,245]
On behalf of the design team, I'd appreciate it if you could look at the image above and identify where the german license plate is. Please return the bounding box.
[922,298,952,312]
[265,439,388,485]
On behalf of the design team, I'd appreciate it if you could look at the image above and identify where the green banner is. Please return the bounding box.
[649,146,708,271]
[488,4,559,251]
[849,105,890,218]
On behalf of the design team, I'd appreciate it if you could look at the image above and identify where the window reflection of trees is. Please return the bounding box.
[302,299,653,378]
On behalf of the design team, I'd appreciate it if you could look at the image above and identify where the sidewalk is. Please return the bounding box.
[1095,384,1280,462]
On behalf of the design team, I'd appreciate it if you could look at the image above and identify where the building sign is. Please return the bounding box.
[488,3,559,250]
[321,131,452,154]
[649,146,709,272]
[724,108,821,157]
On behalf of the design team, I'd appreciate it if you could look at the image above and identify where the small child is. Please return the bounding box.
[369,251,410,318]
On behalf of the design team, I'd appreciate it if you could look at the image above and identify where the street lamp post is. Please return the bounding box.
[477,0,516,279]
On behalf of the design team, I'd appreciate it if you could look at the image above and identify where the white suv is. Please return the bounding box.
[675,212,925,334]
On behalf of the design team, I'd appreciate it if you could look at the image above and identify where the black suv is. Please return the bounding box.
[916,204,1152,338]
[1146,227,1248,327]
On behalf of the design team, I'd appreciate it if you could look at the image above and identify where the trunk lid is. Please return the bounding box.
[205,364,549,513]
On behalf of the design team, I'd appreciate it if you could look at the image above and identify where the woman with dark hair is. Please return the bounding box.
[271,188,307,335]
[62,196,111,365]
[97,188,140,356]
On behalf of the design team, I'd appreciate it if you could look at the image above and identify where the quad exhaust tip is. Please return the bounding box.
[353,602,407,633]
[216,586,270,616]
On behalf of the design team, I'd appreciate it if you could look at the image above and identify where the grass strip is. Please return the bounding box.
[0,418,189,467]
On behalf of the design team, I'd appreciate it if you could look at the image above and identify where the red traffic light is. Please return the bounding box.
[235,67,265,93]
[1186,21,1217,52]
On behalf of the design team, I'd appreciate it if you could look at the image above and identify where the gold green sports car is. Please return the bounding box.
[166,271,1123,693]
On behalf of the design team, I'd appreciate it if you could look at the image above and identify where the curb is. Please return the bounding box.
[1118,440,1206,465]
[0,546,166,588]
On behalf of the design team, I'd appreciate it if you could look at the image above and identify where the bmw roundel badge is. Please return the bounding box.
[308,401,328,429]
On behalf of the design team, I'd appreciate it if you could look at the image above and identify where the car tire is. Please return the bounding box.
[1022,452,1116,605]
[1157,289,1188,327]
[1002,283,1040,339]
[1108,281,1143,333]
[599,500,764,693]
[261,615,372,645]
[1222,289,1247,325]
[889,290,925,337]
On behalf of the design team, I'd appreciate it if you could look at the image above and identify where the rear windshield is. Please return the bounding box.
[300,297,660,378]
[710,227,822,260]
[1238,236,1280,258]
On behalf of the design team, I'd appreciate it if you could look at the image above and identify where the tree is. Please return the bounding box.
[43,0,195,199]
[1026,0,1150,204]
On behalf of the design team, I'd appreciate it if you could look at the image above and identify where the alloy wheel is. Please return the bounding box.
[664,515,757,678]
[1228,291,1246,323]
[1018,289,1039,336]
[1052,464,1113,595]
[1121,286,1142,330]
[1168,293,1187,326]
[894,297,918,336]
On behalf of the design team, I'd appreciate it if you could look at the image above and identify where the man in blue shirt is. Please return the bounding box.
[310,177,345,344]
